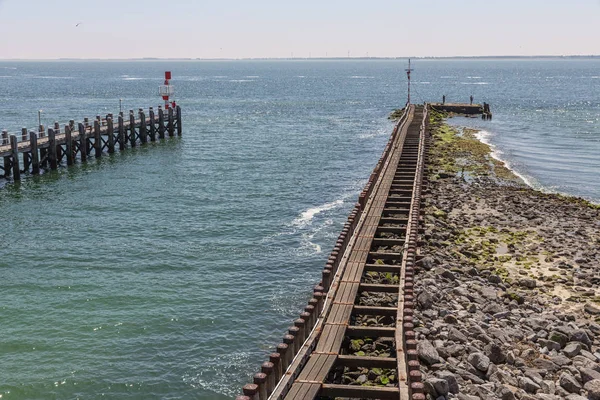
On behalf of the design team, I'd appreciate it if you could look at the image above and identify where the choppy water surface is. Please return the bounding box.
[0,59,598,399]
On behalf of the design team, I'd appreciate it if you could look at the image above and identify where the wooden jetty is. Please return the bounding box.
[0,105,182,182]
[238,104,430,400]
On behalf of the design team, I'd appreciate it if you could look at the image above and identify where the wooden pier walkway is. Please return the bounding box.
[239,104,430,400]
[0,105,182,182]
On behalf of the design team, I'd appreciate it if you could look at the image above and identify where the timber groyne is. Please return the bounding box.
[0,105,182,182]
[239,103,430,400]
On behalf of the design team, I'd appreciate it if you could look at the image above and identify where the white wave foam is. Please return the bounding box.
[228,79,254,82]
[418,81,431,84]
[122,77,145,80]
[245,75,259,78]
[359,127,389,139]
[297,75,306,78]
[293,199,344,227]
[474,129,535,187]
[467,76,482,79]
[461,82,489,85]
[350,76,375,79]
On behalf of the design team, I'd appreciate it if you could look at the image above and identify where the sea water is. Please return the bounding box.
[0,59,598,399]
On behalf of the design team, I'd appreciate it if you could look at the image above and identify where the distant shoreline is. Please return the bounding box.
[0,55,600,62]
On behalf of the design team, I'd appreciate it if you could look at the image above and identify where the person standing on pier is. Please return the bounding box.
[470,95,474,105]
[442,95,446,104]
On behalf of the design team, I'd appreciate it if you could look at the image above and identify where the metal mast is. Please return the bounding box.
[405,58,413,105]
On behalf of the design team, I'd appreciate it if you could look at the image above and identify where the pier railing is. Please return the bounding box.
[1,105,182,182]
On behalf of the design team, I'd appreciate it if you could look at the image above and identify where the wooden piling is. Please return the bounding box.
[10,135,20,181]
[21,128,27,142]
[176,105,182,136]
[107,117,115,153]
[39,124,45,138]
[30,131,40,174]
[129,111,136,147]
[3,155,11,178]
[168,107,175,137]
[78,123,87,163]
[118,115,125,150]
[65,125,74,166]
[1,130,8,146]
[158,107,165,139]
[94,120,102,157]
[48,128,58,170]
[139,109,147,144]
[253,373,268,400]
[149,107,156,141]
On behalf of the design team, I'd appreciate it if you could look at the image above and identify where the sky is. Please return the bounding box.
[0,0,599,59]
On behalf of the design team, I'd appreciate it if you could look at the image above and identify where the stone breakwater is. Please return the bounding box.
[415,113,600,400]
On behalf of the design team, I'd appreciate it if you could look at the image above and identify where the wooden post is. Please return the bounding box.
[78,123,87,162]
[94,120,102,157]
[168,107,175,137]
[176,105,182,136]
[10,135,20,181]
[21,128,27,142]
[39,124,45,138]
[65,125,74,165]
[48,128,57,170]
[30,131,39,174]
[139,109,147,144]
[1,130,7,146]
[107,117,115,153]
[3,156,10,178]
[149,107,156,141]
[129,111,136,147]
[158,107,165,139]
[118,115,125,150]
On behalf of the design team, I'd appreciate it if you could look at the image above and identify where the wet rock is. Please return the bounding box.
[570,329,592,349]
[580,368,600,384]
[584,379,600,400]
[549,331,569,347]
[518,376,541,393]
[559,372,582,393]
[435,370,459,394]
[467,352,490,372]
[563,342,582,358]
[584,302,600,315]
[418,340,441,365]
[485,343,506,364]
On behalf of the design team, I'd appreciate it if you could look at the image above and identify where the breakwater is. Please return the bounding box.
[0,105,182,182]
[238,104,430,400]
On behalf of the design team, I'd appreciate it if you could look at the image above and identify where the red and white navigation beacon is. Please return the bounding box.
[159,71,176,109]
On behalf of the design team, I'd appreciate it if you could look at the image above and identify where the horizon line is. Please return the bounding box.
[0,55,600,62]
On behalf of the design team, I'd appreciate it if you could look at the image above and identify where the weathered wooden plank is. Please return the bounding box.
[48,129,57,170]
[168,107,175,137]
[158,107,165,139]
[94,120,102,157]
[320,384,399,400]
[30,131,39,174]
[10,135,20,180]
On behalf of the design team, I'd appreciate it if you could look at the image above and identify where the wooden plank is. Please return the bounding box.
[320,384,399,400]
[129,112,136,147]
[139,110,147,144]
[149,107,156,141]
[78,123,87,162]
[48,129,57,170]
[30,131,40,174]
[168,107,175,136]
[10,135,20,180]
[176,105,182,135]
[93,121,102,157]
[107,117,115,153]
[158,107,165,139]
[337,355,397,369]
[346,326,396,337]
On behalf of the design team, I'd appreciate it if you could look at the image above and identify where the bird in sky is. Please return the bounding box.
[75,22,82,27]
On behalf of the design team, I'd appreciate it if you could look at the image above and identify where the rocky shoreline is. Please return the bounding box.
[416,111,600,400]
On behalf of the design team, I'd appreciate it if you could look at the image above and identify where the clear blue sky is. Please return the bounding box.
[0,0,599,59]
